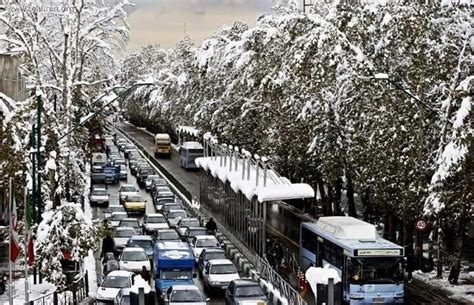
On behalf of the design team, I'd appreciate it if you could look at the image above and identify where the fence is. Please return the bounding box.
[28,271,89,305]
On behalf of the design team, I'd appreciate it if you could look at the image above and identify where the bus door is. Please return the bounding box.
[316,236,324,267]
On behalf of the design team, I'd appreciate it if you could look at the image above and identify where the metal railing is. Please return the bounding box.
[28,271,89,305]
[256,255,307,305]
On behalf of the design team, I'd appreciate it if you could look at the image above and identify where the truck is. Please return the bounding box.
[153,241,196,300]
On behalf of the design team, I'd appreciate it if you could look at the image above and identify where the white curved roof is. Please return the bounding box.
[316,216,376,240]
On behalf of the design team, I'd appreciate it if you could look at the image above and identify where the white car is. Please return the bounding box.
[89,187,110,207]
[203,259,240,291]
[108,211,128,228]
[119,247,151,273]
[164,284,208,305]
[113,227,137,253]
[166,209,188,228]
[119,184,139,204]
[190,235,220,262]
[142,213,170,234]
[96,270,135,304]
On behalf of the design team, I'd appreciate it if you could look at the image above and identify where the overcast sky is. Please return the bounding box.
[126,0,273,52]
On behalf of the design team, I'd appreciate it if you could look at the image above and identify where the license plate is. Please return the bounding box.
[373,298,385,303]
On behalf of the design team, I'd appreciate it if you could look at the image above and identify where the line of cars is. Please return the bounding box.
[95,133,269,305]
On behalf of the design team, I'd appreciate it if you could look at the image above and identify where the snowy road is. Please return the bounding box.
[91,144,227,305]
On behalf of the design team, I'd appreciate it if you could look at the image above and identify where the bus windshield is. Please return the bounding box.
[349,257,402,284]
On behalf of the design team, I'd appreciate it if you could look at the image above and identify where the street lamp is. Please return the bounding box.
[374,73,435,113]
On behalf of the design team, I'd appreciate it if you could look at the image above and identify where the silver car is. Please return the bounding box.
[119,165,127,180]
[89,187,110,207]
[164,285,208,305]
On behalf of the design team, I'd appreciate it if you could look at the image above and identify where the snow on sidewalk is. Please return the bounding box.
[0,275,55,305]
[414,270,474,304]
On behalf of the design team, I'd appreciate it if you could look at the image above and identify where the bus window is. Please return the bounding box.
[349,257,402,284]
[301,228,318,254]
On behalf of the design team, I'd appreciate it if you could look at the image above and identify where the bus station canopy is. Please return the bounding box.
[196,156,314,203]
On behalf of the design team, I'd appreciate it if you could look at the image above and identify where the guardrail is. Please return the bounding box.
[28,271,89,305]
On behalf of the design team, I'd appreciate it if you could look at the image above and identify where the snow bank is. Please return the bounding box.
[84,250,97,297]
[414,270,474,304]
[0,275,55,305]
[305,266,341,303]
[130,275,151,294]
[196,157,314,202]
[177,125,200,137]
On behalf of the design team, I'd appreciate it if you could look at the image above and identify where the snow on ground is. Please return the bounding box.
[414,270,474,304]
[0,275,55,305]
[82,164,97,296]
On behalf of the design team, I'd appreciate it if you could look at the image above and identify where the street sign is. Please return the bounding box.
[415,219,427,231]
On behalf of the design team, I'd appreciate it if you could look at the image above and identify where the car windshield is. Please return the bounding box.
[110,213,127,221]
[93,189,107,196]
[121,186,136,192]
[180,219,200,228]
[126,196,142,202]
[168,211,186,219]
[129,240,152,250]
[196,238,219,248]
[122,251,147,261]
[101,276,130,288]
[235,285,265,297]
[210,264,236,274]
[161,269,191,280]
[146,176,159,181]
[156,198,174,205]
[350,257,402,284]
[147,216,166,223]
[115,229,135,237]
[203,252,226,261]
[120,220,139,228]
[164,205,180,211]
[170,290,204,302]
[153,180,167,186]
[158,231,179,240]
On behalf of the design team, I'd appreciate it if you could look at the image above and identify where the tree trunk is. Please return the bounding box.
[317,177,331,216]
[388,214,397,242]
[448,215,467,284]
[346,172,357,217]
[335,177,342,214]
[436,225,443,279]
[361,189,370,222]
[327,184,335,216]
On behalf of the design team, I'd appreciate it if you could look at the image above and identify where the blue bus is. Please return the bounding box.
[300,217,404,304]
[179,141,204,169]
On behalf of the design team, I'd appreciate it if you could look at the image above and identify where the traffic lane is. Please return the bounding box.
[115,121,304,250]
[91,146,224,305]
[116,122,200,197]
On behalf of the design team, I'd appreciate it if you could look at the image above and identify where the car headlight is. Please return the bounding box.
[394,291,404,298]
[350,292,364,299]
[210,281,221,285]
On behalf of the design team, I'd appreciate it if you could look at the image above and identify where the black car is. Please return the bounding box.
[225,279,268,305]
[137,168,155,187]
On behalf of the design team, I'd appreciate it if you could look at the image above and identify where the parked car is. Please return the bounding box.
[118,218,141,233]
[119,247,151,273]
[89,187,109,207]
[183,227,208,243]
[164,285,208,305]
[108,212,128,228]
[198,248,226,276]
[113,227,137,254]
[153,228,180,242]
[224,279,268,305]
[126,235,154,258]
[203,259,240,292]
[119,184,139,204]
[96,270,135,304]
[142,213,169,234]
[145,175,161,191]
[190,235,221,262]
[123,195,146,215]
[166,209,188,228]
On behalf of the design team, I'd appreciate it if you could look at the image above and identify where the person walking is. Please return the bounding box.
[205,217,217,234]
[140,266,151,283]
[100,231,115,258]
